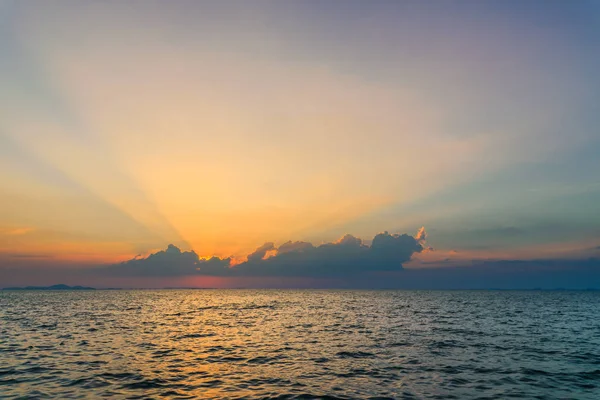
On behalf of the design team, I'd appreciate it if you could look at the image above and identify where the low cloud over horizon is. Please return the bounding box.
[99,229,427,278]
[2,227,599,290]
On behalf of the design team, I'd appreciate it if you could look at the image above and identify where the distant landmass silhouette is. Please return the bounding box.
[2,284,96,291]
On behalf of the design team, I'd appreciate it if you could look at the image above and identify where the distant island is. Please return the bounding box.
[2,284,96,291]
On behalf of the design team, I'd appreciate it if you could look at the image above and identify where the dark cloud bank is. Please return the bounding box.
[89,230,600,289]
[2,229,599,289]
[101,231,425,278]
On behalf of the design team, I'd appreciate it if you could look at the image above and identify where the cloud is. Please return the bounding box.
[415,226,427,242]
[96,229,425,278]
[277,241,315,254]
[5,234,600,289]
[7,255,600,290]
[99,244,230,277]
[246,242,275,262]
[1,227,35,236]
[414,226,433,251]
[230,230,424,277]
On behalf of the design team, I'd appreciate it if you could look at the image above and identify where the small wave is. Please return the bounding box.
[152,349,174,357]
[37,323,57,329]
[177,332,216,339]
[196,379,223,388]
[63,377,110,389]
[120,378,166,389]
[428,340,464,350]
[238,377,294,387]
[262,394,348,400]
[0,377,36,386]
[578,369,600,380]
[240,304,276,310]
[389,341,411,347]
[448,377,469,386]
[246,355,285,364]
[520,368,552,377]
[336,351,375,359]
[22,366,50,374]
[98,372,141,381]
[158,389,195,398]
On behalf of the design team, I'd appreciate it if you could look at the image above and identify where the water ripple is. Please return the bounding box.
[0,290,599,399]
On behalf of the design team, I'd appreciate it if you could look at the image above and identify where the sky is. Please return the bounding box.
[1,0,599,288]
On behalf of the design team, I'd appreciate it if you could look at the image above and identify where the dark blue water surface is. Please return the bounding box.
[1,290,599,399]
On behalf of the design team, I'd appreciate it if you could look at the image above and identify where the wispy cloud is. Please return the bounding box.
[1,227,35,236]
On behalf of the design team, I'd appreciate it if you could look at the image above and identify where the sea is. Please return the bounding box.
[1,290,599,399]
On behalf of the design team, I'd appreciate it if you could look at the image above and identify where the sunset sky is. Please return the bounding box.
[1,1,599,288]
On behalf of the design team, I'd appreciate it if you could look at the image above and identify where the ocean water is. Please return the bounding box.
[1,290,599,399]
